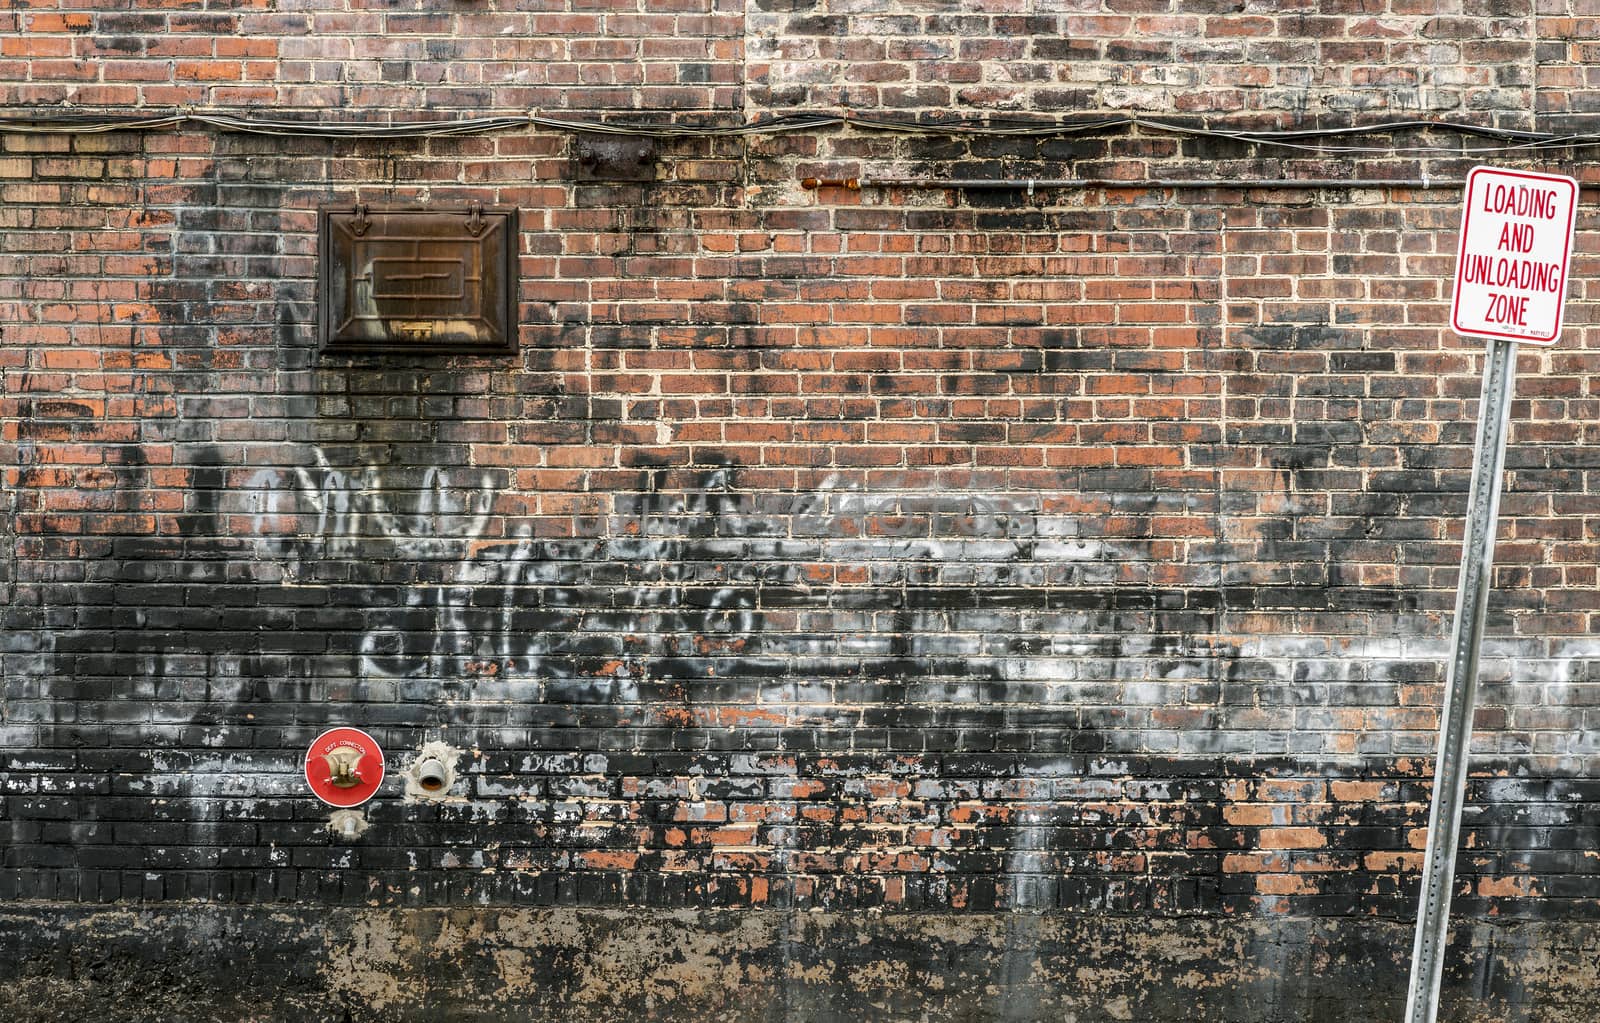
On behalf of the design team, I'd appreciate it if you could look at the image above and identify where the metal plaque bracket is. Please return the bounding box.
[572,132,658,182]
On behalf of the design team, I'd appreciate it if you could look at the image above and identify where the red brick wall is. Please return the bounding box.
[748,0,1538,121]
[5,1,742,110]
[3,3,1600,1021]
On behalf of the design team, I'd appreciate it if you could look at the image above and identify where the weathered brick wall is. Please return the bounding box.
[748,0,1537,120]
[3,2,1600,1021]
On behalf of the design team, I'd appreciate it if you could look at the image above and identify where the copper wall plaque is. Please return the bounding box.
[318,205,519,354]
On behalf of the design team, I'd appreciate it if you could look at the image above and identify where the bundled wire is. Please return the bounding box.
[0,109,844,139]
[0,108,1590,156]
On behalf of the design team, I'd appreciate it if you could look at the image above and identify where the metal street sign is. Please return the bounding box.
[1450,166,1578,346]
[1406,166,1578,1023]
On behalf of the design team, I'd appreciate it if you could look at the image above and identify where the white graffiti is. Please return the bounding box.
[244,453,525,680]
[229,456,1600,759]
[240,458,775,684]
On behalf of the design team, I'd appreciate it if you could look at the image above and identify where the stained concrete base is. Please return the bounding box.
[1,905,1594,1022]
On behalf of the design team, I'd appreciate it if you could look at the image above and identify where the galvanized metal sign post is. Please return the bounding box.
[1404,166,1578,1023]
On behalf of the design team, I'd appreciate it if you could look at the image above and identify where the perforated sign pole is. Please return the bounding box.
[1401,336,1516,1023]
[1405,166,1577,1023]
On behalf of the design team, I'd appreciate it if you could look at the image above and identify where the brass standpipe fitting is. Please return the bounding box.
[324,746,364,788]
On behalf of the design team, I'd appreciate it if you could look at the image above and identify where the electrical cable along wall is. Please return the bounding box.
[2,3,1600,1021]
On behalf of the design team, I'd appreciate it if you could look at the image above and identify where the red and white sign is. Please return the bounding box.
[305,727,385,808]
[1451,166,1578,346]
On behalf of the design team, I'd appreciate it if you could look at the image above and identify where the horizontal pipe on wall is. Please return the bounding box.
[803,176,1465,191]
